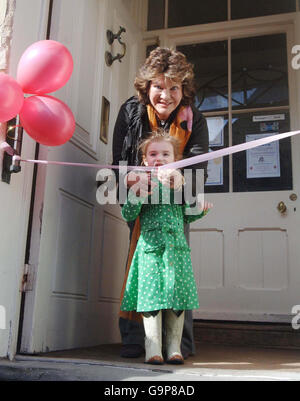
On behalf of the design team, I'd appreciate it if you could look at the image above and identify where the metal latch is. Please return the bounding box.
[21,264,34,292]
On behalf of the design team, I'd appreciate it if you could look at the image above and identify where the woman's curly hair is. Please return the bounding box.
[134,47,196,106]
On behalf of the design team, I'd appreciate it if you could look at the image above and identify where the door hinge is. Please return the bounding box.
[21,264,34,292]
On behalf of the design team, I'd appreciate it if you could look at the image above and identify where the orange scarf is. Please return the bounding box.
[147,104,193,155]
[119,105,193,323]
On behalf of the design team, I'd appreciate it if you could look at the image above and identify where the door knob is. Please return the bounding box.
[277,201,287,214]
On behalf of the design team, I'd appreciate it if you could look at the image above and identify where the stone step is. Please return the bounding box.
[193,320,300,349]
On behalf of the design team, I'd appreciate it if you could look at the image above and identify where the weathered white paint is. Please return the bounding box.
[0,0,16,71]
[0,0,14,177]
[0,0,8,27]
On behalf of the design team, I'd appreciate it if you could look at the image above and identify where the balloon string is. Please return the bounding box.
[10,129,300,171]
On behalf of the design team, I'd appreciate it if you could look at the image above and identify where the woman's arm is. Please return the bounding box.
[112,102,130,185]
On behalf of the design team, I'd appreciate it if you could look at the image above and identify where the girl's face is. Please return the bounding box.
[143,140,175,167]
[148,75,183,120]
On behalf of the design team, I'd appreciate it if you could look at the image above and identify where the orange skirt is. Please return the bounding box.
[119,218,143,324]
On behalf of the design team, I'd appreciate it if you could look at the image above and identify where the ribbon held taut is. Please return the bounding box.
[8,129,300,171]
[159,130,300,170]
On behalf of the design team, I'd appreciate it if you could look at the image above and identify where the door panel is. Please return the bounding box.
[20,0,142,353]
[191,229,224,290]
[237,228,288,291]
[190,189,300,322]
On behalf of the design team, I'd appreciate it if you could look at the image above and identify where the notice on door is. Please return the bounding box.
[206,157,223,186]
[207,116,224,147]
[246,133,281,179]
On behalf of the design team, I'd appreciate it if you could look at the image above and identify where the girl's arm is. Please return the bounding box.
[121,190,148,222]
[183,201,212,224]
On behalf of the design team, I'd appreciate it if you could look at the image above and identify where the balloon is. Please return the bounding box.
[0,73,24,122]
[19,95,75,146]
[17,40,73,94]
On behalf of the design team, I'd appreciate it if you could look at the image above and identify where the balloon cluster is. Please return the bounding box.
[0,40,75,146]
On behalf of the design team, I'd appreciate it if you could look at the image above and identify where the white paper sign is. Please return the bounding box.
[253,114,285,122]
[206,116,224,146]
[246,133,281,179]
[206,157,223,186]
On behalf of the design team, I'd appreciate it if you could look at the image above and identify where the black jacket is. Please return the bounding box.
[112,96,209,197]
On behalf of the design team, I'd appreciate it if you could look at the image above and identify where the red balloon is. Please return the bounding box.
[19,95,75,146]
[0,73,24,122]
[17,40,73,94]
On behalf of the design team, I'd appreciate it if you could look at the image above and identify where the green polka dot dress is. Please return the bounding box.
[120,181,208,313]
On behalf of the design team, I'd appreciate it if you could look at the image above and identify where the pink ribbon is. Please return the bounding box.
[12,156,154,171]
[160,130,300,170]
[5,129,300,171]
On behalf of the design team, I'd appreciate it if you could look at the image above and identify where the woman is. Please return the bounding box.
[112,47,209,359]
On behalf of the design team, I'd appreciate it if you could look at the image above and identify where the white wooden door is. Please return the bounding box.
[0,0,51,358]
[164,16,300,323]
[20,0,142,353]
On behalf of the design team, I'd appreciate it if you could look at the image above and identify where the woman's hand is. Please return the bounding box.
[157,168,185,190]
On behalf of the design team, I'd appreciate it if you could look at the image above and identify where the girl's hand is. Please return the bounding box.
[157,168,184,190]
[198,199,213,214]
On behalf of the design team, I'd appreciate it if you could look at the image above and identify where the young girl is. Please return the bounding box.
[120,131,212,365]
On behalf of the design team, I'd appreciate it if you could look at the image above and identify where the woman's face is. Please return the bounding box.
[148,75,183,120]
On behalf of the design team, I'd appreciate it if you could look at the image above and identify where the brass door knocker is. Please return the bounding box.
[277,201,287,214]
[105,26,126,66]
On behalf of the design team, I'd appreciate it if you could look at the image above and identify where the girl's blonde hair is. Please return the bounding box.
[139,129,182,165]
